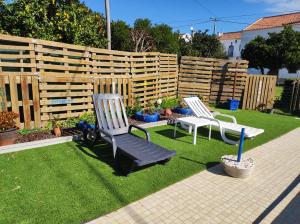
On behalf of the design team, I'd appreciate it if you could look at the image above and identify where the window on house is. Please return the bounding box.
[228,44,234,57]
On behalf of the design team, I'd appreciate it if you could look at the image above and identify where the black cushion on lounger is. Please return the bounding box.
[92,93,176,175]
[102,133,176,167]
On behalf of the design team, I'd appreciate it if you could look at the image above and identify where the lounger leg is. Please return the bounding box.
[174,122,177,139]
[193,125,197,145]
[124,161,136,176]
[114,152,121,171]
[209,125,211,140]
[92,130,101,147]
[188,125,192,134]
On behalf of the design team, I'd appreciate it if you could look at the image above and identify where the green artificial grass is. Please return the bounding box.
[1,110,300,224]
[275,86,284,99]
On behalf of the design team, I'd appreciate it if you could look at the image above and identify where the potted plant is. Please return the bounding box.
[128,97,143,118]
[161,97,178,116]
[174,98,193,115]
[0,111,19,146]
[135,101,159,122]
[51,117,62,137]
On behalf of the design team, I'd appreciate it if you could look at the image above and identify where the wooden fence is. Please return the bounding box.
[0,34,177,128]
[178,56,248,104]
[0,34,278,129]
[242,75,277,109]
[280,80,300,114]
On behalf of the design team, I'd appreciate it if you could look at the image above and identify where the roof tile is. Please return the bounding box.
[244,12,300,31]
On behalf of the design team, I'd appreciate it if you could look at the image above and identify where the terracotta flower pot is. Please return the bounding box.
[164,108,173,116]
[0,128,17,146]
[53,127,62,137]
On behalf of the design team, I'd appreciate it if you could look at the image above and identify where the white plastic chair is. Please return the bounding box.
[184,97,264,144]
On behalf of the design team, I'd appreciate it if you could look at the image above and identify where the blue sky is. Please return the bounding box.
[83,0,300,34]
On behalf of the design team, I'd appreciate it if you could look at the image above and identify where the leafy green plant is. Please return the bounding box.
[127,97,142,116]
[56,117,80,128]
[79,112,95,125]
[161,97,178,109]
[143,101,156,115]
[17,128,42,135]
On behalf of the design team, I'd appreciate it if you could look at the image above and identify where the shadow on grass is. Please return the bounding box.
[67,141,149,224]
[155,127,239,143]
[75,140,160,177]
[179,156,226,176]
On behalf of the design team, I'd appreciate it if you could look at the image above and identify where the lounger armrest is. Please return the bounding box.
[212,112,237,124]
[99,128,118,158]
[128,124,151,142]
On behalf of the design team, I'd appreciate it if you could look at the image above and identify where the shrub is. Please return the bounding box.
[79,112,95,124]
[161,97,178,109]
[127,97,142,117]
[0,111,19,131]
[17,128,42,135]
[143,101,156,115]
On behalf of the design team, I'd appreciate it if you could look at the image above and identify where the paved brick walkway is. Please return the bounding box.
[88,128,300,224]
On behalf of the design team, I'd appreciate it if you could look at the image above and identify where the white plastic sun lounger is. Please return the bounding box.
[183,97,264,144]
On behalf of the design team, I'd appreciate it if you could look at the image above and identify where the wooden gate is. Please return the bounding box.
[242,75,277,109]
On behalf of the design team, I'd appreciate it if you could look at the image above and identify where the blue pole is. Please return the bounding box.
[237,128,245,162]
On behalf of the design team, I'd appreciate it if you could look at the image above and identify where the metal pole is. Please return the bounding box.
[237,128,245,162]
[211,17,217,35]
[105,0,111,50]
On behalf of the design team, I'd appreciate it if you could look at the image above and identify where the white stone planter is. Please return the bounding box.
[221,155,254,178]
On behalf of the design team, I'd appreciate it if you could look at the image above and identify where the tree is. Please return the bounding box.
[180,30,226,58]
[268,26,300,73]
[242,26,300,75]
[0,0,5,33]
[130,18,154,52]
[111,20,132,51]
[1,0,106,48]
[241,36,268,74]
[151,24,179,54]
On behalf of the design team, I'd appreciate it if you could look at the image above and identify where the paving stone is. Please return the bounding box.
[86,128,300,224]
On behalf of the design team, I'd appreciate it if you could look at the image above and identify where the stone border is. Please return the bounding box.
[0,136,75,155]
[0,120,170,155]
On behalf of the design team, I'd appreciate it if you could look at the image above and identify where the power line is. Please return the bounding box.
[192,0,216,16]
[164,9,300,25]
[172,20,211,29]
[218,10,300,20]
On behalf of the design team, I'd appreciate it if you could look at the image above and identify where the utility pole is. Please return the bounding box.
[105,0,111,50]
[210,17,218,35]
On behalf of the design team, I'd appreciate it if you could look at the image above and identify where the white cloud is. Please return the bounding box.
[246,0,300,12]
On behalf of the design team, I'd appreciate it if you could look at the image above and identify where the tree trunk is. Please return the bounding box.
[260,67,264,75]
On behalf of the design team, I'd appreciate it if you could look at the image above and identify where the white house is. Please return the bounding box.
[220,12,300,77]
[218,31,242,60]
[180,33,192,42]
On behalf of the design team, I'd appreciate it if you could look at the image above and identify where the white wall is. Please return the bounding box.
[220,38,241,59]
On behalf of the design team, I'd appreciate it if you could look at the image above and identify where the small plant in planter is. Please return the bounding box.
[127,97,142,118]
[174,98,193,115]
[135,101,160,122]
[0,111,19,146]
[51,116,62,137]
[161,97,178,116]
